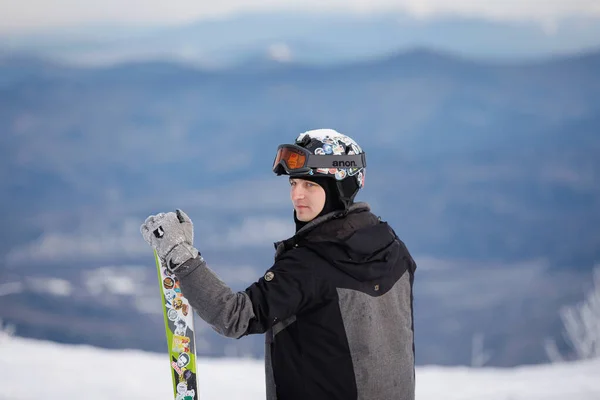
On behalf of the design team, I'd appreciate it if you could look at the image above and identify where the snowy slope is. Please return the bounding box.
[1,336,599,400]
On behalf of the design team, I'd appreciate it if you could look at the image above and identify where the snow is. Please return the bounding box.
[207,216,294,249]
[84,267,141,296]
[0,282,23,297]
[1,336,599,400]
[0,336,264,400]
[26,277,72,297]
[267,43,293,63]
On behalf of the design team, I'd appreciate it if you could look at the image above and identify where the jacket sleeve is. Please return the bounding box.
[242,257,327,335]
[173,255,256,339]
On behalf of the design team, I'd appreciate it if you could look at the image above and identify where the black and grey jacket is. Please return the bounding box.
[174,203,416,400]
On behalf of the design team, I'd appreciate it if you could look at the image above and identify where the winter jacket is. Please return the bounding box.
[174,202,416,400]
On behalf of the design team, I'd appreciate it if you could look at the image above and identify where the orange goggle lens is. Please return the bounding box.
[274,147,307,171]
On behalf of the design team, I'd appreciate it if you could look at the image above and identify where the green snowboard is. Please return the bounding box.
[154,250,199,400]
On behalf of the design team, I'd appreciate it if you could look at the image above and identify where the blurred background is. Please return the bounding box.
[1,0,599,371]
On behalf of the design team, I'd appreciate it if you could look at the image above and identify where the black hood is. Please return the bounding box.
[301,211,401,282]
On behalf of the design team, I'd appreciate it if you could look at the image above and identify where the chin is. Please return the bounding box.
[296,210,316,222]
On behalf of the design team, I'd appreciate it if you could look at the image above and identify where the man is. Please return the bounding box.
[141,128,416,400]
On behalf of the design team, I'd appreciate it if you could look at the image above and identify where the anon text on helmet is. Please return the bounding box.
[331,160,357,167]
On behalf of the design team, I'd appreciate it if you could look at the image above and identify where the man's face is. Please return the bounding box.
[290,178,326,222]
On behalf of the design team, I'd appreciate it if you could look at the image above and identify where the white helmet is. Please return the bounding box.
[272,128,366,208]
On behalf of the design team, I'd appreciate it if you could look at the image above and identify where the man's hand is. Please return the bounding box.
[140,209,199,273]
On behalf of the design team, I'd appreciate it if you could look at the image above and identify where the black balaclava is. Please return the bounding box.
[293,176,346,233]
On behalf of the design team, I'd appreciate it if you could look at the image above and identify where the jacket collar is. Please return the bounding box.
[274,202,371,258]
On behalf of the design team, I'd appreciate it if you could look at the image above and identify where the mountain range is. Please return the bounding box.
[2,12,600,67]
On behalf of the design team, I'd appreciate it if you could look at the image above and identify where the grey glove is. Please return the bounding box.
[140,209,199,273]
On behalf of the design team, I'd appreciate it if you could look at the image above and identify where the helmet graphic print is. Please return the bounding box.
[272,128,366,208]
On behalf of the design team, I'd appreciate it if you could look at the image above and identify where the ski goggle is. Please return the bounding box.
[272,144,366,176]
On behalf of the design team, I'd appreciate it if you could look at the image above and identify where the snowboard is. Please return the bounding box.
[154,250,199,400]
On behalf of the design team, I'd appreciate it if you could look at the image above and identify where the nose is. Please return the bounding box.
[291,184,305,201]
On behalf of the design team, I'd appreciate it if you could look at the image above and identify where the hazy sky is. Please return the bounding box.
[1,0,600,33]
